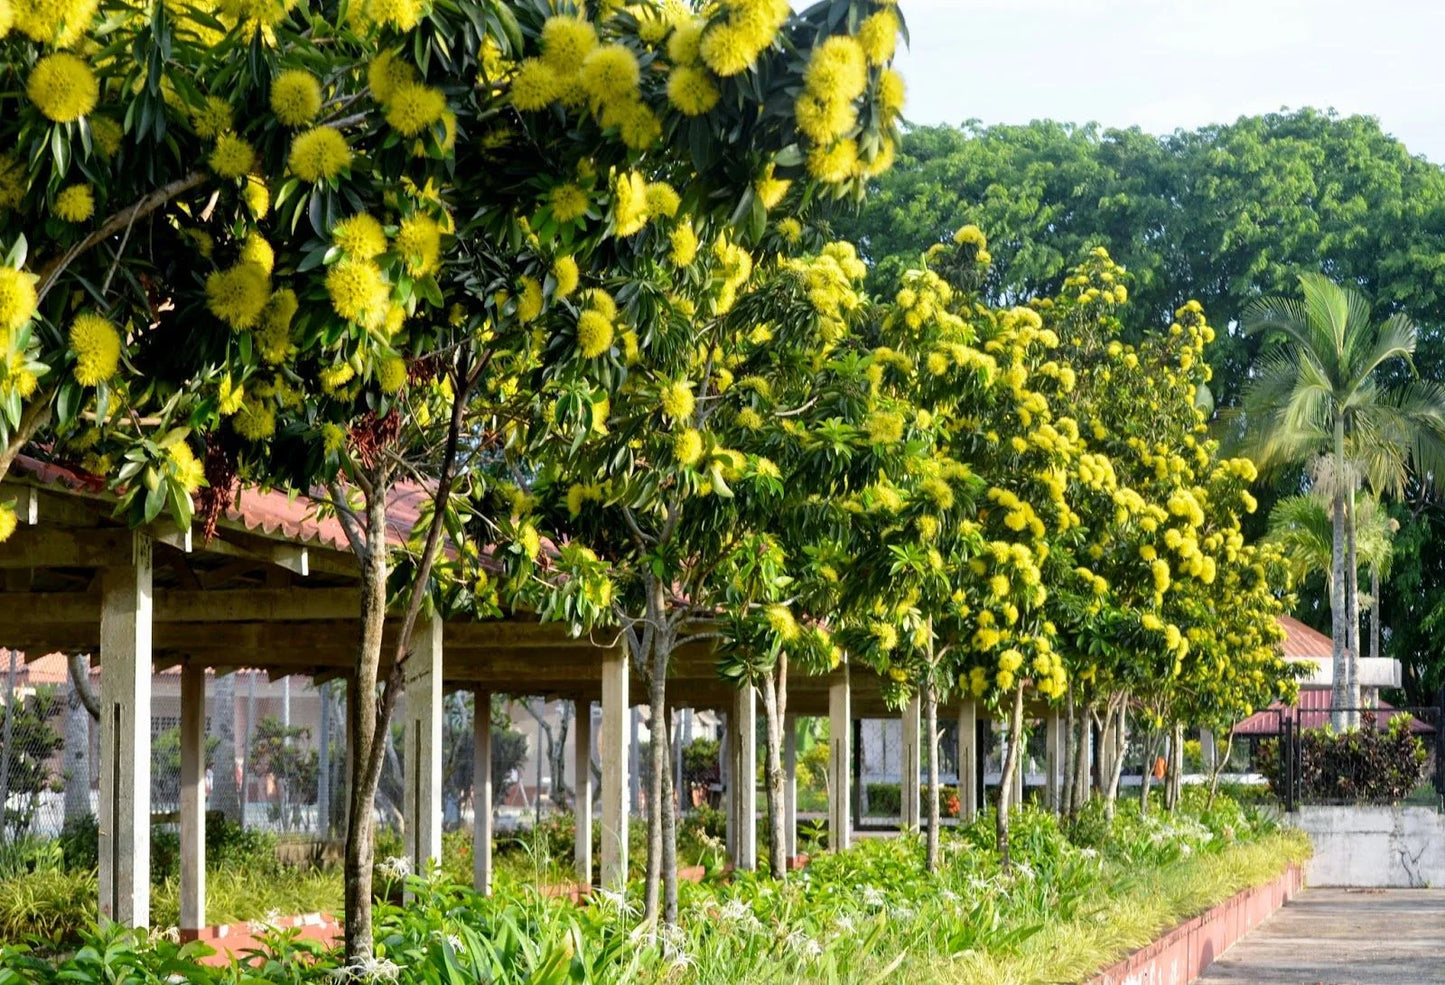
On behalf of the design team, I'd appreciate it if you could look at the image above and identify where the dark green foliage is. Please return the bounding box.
[0,687,64,839]
[1261,713,1431,804]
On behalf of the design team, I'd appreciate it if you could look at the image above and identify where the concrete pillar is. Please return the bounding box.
[99,533,152,927]
[720,712,732,859]
[1045,708,1064,813]
[1199,728,1217,773]
[957,698,978,820]
[472,688,492,895]
[403,613,443,879]
[599,647,629,891]
[730,685,757,870]
[900,697,921,829]
[179,661,206,932]
[574,698,593,885]
[828,665,851,852]
[782,713,797,860]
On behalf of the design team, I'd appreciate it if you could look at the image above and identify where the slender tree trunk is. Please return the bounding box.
[644,645,665,923]
[1330,421,1349,728]
[1164,723,1183,813]
[1345,488,1361,723]
[996,684,1025,871]
[924,679,940,872]
[1371,565,1381,664]
[659,696,678,925]
[1061,687,1076,818]
[64,655,96,821]
[211,669,239,822]
[1207,730,1234,808]
[343,483,389,961]
[1071,709,1092,817]
[1138,728,1155,815]
[1102,697,1128,818]
[759,658,788,879]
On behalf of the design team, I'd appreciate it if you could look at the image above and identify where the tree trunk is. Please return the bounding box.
[1371,565,1381,665]
[659,701,678,926]
[1330,421,1349,728]
[759,660,787,879]
[1345,488,1361,723]
[1102,697,1128,818]
[1071,709,1092,817]
[1207,730,1234,808]
[924,679,940,872]
[996,684,1025,870]
[210,669,240,822]
[342,481,389,961]
[1061,687,1076,819]
[64,655,96,821]
[1138,727,1155,814]
[1164,723,1183,813]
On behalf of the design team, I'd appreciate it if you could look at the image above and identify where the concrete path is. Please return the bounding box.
[1196,888,1445,984]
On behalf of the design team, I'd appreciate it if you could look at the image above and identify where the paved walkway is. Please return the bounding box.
[1197,888,1445,984]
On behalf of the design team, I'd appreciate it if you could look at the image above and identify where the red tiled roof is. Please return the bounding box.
[1233,689,1434,735]
[1278,615,1333,660]
[12,454,422,554]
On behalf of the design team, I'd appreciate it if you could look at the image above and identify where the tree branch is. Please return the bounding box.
[68,653,100,721]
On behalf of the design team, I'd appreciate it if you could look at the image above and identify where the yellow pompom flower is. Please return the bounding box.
[326,259,389,329]
[668,17,706,64]
[364,0,423,31]
[12,0,99,47]
[233,401,275,441]
[332,214,387,259]
[644,182,680,219]
[666,65,718,116]
[776,217,802,244]
[167,441,205,494]
[270,69,322,127]
[878,68,905,119]
[385,83,446,136]
[855,9,899,66]
[0,505,16,545]
[540,15,597,69]
[551,255,579,298]
[660,380,694,421]
[68,313,121,386]
[27,54,98,123]
[803,35,867,103]
[377,356,407,393]
[394,213,442,276]
[52,184,93,223]
[206,262,270,330]
[239,233,274,273]
[510,58,559,111]
[367,50,417,103]
[580,44,640,108]
[209,133,256,178]
[0,267,38,332]
[288,127,352,183]
[864,409,903,445]
[576,309,613,358]
[190,96,234,139]
[255,289,297,364]
[673,428,703,466]
[548,183,590,223]
[669,222,698,267]
[242,176,270,220]
[516,275,543,323]
[613,170,649,237]
[806,139,858,184]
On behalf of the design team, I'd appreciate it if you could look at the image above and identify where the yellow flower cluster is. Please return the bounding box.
[27,54,98,123]
[11,0,99,47]
[613,171,679,238]
[270,70,322,127]
[288,127,352,183]
[325,259,390,329]
[206,262,271,330]
[699,0,789,77]
[68,313,121,386]
[52,184,93,223]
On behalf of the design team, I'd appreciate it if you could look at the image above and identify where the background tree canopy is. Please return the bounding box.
[835,108,1445,704]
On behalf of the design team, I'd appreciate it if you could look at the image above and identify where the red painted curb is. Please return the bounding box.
[183,912,343,966]
[1087,863,1304,985]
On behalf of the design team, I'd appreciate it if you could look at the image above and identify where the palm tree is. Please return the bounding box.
[1238,273,1445,722]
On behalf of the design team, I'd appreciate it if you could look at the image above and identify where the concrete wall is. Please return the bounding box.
[1293,806,1445,887]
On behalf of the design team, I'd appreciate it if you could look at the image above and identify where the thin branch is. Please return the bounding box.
[325,480,368,558]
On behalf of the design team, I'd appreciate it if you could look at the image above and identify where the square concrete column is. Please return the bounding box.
[99,533,152,928]
[179,661,206,932]
[403,613,443,878]
[599,647,629,891]
[573,698,593,885]
[1199,728,1217,773]
[900,696,921,829]
[729,685,757,870]
[782,713,798,860]
[720,713,733,860]
[472,687,492,895]
[956,699,978,820]
[1045,708,1065,813]
[828,665,851,852]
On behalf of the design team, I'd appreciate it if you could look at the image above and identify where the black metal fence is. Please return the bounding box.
[1247,699,1445,811]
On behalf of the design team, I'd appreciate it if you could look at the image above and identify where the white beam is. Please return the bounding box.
[828,666,851,853]
[473,688,492,896]
[901,697,921,829]
[99,533,152,927]
[957,699,978,821]
[599,647,629,891]
[404,614,444,879]
[731,686,757,870]
[179,661,206,931]
[574,699,593,885]
[782,714,797,861]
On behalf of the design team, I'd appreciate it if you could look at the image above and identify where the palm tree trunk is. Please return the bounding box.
[1345,487,1362,724]
[1329,422,1349,728]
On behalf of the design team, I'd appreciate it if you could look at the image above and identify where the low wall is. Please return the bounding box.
[1088,863,1303,985]
[1293,805,1445,887]
[184,912,342,965]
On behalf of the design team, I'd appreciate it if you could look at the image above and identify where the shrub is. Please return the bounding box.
[57,815,98,873]
[1260,712,1430,804]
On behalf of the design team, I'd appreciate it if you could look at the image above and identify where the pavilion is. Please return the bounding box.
[0,453,1066,933]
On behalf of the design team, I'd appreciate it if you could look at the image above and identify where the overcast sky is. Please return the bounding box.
[882,0,1445,162]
